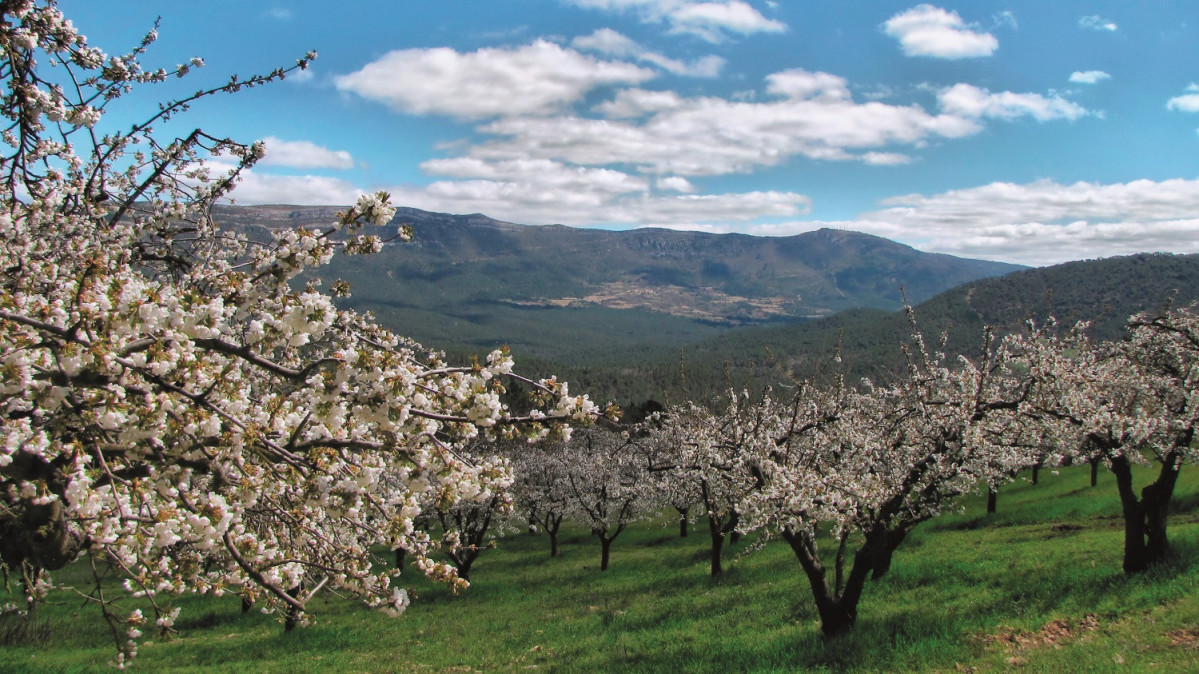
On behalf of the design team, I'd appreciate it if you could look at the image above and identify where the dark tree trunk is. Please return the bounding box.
[12,563,41,614]
[455,559,474,582]
[1110,455,1155,573]
[395,547,405,570]
[781,528,875,637]
[447,545,480,582]
[1143,453,1182,564]
[1031,463,1041,485]
[676,506,690,538]
[1090,457,1100,487]
[284,584,303,631]
[547,515,562,558]
[727,511,742,544]
[440,496,498,581]
[707,514,726,576]
[986,488,998,514]
[599,535,612,571]
[241,596,253,614]
[869,527,910,580]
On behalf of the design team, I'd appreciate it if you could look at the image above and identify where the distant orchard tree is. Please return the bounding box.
[427,441,515,583]
[636,396,760,576]
[561,426,649,571]
[628,410,699,539]
[510,440,574,558]
[0,1,598,664]
[1011,309,1199,573]
[736,318,1050,636]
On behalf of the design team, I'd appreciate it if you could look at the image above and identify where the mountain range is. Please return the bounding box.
[213,205,1199,409]
[214,204,1020,359]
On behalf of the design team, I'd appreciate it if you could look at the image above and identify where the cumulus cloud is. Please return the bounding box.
[657,175,698,192]
[473,97,948,176]
[258,137,354,170]
[1079,15,1118,32]
[226,171,365,206]
[468,73,1084,176]
[884,5,999,59]
[1069,70,1110,85]
[1167,85,1199,112]
[594,88,687,118]
[764,69,851,101]
[389,159,810,227]
[938,83,1087,122]
[398,155,807,225]
[419,157,649,196]
[572,28,725,76]
[335,40,654,119]
[563,0,785,42]
[861,152,912,166]
[668,1,787,41]
[852,178,1199,265]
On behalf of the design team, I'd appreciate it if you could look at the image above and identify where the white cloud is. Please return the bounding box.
[765,69,850,101]
[668,1,787,41]
[287,68,314,84]
[884,5,999,59]
[402,155,808,225]
[563,0,785,42]
[388,169,808,227]
[938,84,1087,122]
[469,74,1084,176]
[657,175,697,192]
[992,11,1017,30]
[1079,15,1118,32]
[660,178,1199,266]
[419,157,649,196]
[1167,87,1199,112]
[572,26,641,55]
[335,40,654,119]
[258,137,354,170]
[474,94,955,176]
[594,88,686,118]
[852,178,1199,265]
[572,28,725,77]
[861,152,912,166]
[227,171,365,206]
[1069,70,1110,85]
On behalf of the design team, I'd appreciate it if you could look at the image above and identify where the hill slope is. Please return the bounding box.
[556,253,1199,407]
[214,204,1020,360]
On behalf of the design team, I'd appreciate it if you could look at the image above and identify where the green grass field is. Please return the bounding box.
[2,465,1197,672]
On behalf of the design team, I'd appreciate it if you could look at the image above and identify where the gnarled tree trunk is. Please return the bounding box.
[1110,451,1183,573]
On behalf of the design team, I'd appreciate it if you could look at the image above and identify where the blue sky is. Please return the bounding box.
[60,1,1199,265]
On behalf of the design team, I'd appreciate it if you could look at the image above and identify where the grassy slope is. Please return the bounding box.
[2,465,1197,672]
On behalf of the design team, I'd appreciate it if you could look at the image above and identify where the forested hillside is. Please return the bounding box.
[544,253,1199,408]
[213,205,1020,361]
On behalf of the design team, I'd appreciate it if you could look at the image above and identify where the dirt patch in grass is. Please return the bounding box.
[1166,628,1199,650]
[983,613,1100,651]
